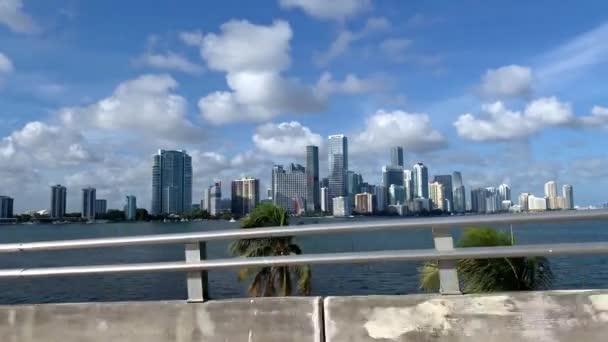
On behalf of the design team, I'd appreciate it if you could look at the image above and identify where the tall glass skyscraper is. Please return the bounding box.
[0,196,14,219]
[151,150,193,215]
[382,165,404,188]
[306,145,320,212]
[328,135,348,209]
[82,187,96,220]
[452,171,466,213]
[434,175,453,212]
[50,184,67,219]
[125,195,137,221]
[563,184,574,209]
[390,146,404,167]
[412,163,429,198]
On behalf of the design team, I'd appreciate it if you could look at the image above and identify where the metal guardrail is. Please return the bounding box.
[1,210,608,300]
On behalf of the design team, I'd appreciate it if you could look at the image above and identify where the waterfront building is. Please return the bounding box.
[206,182,222,216]
[95,199,107,216]
[403,169,414,201]
[388,184,406,205]
[320,187,330,212]
[563,184,574,209]
[383,165,404,188]
[412,163,429,198]
[0,196,14,218]
[374,185,387,212]
[231,178,260,216]
[556,197,566,210]
[501,200,513,211]
[332,196,351,217]
[388,204,408,216]
[470,188,488,214]
[429,181,445,211]
[413,198,432,212]
[151,150,192,215]
[306,145,320,212]
[519,193,530,211]
[498,184,511,202]
[528,195,548,211]
[354,193,375,214]
[485,187,500,213]
[328,135,348,211]
[452,171,466,213]
[390,146,404,167]
[82,187,96,220]
[544,181,558,198]
[434,175,453,212]
[125,195,137,221]
[273,164,307,214]
[51,184,67,219]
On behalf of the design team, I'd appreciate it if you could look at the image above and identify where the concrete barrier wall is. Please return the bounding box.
[324,290,608,342]
[0,297,323,342]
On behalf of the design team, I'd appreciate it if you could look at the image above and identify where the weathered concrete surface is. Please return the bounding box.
[324,290,608,342]
[0,297,323,342]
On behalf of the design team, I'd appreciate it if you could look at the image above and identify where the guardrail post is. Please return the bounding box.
[432,227,461,295]
[185,242,209,302]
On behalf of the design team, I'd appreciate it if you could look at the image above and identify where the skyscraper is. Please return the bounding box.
[231,177,259,216]
[390,146,404,167]
[354,193,375,214]
[273,164,307,214]
[95,199,107,216]
[151,150,192,215]
[382,165,404,188]
[498,184,511,202]
[412,163,429,198]
[306,145,320,212]
[328,135,348,210]
[125,195,137,221]
[563,184,574,209]
[519,193,530,211]
[374,185,387,212]
[434,175,453,212]
[470,188,488,214]
[429,181,445,211]
[82,187,96,220]
[320,187,330,212]
[332,197,351,217]
[388,185,406,205]
[403,169,414,201]
[452,171,466,213]
[51,184,67,219]
[0,196,14,219]
[207,182,222,216]
[544,181,557,198]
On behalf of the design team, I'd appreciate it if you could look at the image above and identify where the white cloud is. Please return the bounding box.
[252,121,322,157]
[195,20,327,125]
[0,52,14,73]
[478,65,534,98]
[134,51,204,74]
[60,74,202,141]
[315,72,382,94]
[0,0,38,33]
[380,38,412,62]
[179,30,204,46]
[314,16,390,66]
[454,97,574,141]
[579,106,608,127]
[352,109,446,154]
[278,0,371,21]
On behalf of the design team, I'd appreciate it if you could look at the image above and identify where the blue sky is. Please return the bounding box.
[1,0,607,212]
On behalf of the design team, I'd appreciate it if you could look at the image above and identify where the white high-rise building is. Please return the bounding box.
[544,181,557,198]
[320,187,330,212]
[519,193,530,211]
[206,182,222,216]
[403,169,414,201]
[563,184,574,209]
[328,135,348,211]
[429,181,445,211]
[412,163,429,198]
[528,195,548,211]
[498,184,511,202]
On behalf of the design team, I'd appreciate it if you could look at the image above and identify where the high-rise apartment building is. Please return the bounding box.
[374,185,387,212]
[383,165,404,188]
[354,193,376,214]
[429,181,445,211]
[51,184,67,219]
[498,184,511,202]
[412,163,429,198]
[485,187,500,213]
[320,187,330,212]
[434,175,453,212]
[390,146,404,167]
[151,150,192,215]
[519,193,530,211]
[403,169,414,201]
[328,135,348,210]
[95,199,107,216]
[205,182,222,216]
[82,187,96,220]
[544,181,557,198]
[528,195,548,211]
[470,188,488,214]
[346,171,363,198]
[388,184,406,205]
[452,171,466,213]
[273,164,307,214]
[306,145,320,212]
[563,184,574,209]
[231,177,259,216]
[0,196,14,218]
[125,195,137,221]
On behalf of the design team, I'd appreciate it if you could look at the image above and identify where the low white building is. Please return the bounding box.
[332,196,351,217]
[528,195,548,211]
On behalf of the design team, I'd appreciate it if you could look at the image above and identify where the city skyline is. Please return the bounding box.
[1,1,608,212]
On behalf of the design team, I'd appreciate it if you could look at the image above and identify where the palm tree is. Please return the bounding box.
[229,203,311,297]
[419,227,553,293]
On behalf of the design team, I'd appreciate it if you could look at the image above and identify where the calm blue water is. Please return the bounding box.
[1,217,607,304]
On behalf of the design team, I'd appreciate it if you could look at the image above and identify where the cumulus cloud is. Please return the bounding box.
[60,74,202,141]
[0,0,38,33]
[454,97,574,141]
[478,65,534,98]
[134,51,204,74]
[316,72,383,94]
[0,52,14,74]
[278,0,371,21]
[314,16,390,66]
[351,109,446,154]
[179,30,204,46]
[252,121,322,157]
[579,106,608,127]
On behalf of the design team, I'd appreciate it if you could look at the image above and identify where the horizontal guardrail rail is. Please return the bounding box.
[1,210,608,300]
